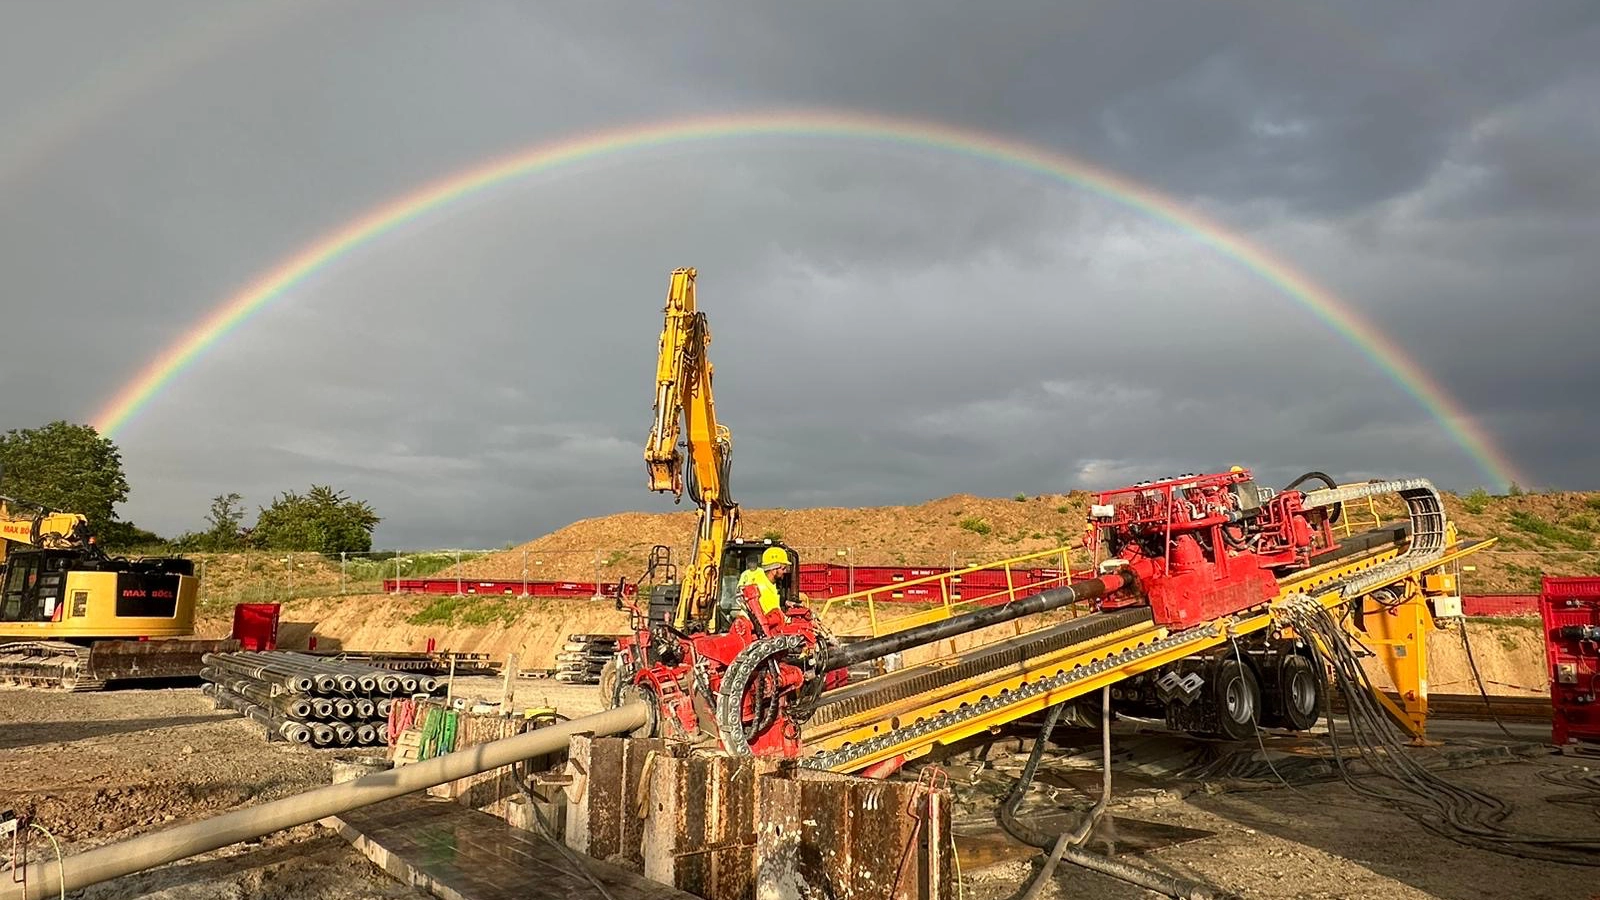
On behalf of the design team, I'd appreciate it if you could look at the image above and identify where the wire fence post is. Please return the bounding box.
[340,551,347,595]
[391,553,401,595]
[198,559,207,605]
[521,550,529,598]
[456,550,463,597]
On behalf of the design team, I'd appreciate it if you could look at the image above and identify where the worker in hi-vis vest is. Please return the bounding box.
[738,546,790,627]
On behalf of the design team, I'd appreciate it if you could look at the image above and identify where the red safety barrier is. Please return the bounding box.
[1540,576,1600,749]
[231,602,281,651]
[383,578,638,598]
[1461,594,1540,617]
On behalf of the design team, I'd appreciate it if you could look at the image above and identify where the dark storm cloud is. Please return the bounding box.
[1,1,1595,547]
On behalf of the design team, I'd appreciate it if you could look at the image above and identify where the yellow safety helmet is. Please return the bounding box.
[761,546,791,569]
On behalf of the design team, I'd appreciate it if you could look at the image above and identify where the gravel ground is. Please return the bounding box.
[2,681,1594,900]
[953,726,1597,900]
[0,677,603,899]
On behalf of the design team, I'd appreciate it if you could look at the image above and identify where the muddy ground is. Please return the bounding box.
[1,682,1594,900]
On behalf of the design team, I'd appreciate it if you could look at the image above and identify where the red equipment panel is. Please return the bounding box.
[231,602,281,651]
[1540,576,1600,749]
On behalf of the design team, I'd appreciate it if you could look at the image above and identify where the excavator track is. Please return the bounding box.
[796,478,1457,773]
[0,641,103,692]
[0,638,233,691]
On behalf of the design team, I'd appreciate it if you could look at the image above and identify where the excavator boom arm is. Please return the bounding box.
[0,498,91,565]
[643,268,738,626]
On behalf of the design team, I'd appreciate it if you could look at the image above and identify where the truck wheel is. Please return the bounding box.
[1272,654,1324,731]
[1209,658,1262,741]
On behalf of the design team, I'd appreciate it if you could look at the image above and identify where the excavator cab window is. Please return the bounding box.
[0,551,65,623]
[716,541,800,618]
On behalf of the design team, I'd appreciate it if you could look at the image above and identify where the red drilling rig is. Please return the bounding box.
[603,269,1449,762]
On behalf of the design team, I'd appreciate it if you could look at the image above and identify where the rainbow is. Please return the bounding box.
[90,109,1523,489]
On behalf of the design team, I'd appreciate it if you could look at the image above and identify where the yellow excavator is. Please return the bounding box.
[641,267,802,632]
[0,494,234,690]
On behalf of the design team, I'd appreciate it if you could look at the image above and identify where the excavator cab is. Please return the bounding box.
[714,538,800,632]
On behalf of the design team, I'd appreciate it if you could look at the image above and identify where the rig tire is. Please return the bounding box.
[1208,658,1262,742]
[1264,652,1325,732]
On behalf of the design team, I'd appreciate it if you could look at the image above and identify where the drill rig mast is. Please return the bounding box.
[644,267,739,630]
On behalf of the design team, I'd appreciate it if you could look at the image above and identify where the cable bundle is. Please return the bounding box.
[201,650,446,748]
[1279,595,1600,866]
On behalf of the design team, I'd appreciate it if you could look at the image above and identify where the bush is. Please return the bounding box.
[1460,488,1490,515]
[762,529,784,542]
[1014,493,1028,502]
[1056,505,1073,515]
[959,517,992,535]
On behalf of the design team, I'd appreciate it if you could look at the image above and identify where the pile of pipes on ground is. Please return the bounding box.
[201,650,445,747]
[555,633,616,683]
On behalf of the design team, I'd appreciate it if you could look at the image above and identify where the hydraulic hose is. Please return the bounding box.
[1001,696,1239,900]
[1282,471,1341,524]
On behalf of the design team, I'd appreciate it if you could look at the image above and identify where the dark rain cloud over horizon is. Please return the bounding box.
[2,1,1596,547]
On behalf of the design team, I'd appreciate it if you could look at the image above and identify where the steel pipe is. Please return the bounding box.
[817,572,1130,673]
[270,646,392,688]
[310,722,336,746]
[0,701,649,900]
[201,653,319,694]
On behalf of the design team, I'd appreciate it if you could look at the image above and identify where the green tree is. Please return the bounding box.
[0,421,130,529]
[202,492,247,551]
[250,485,380,555]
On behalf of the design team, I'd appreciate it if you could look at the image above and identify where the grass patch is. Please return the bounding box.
[1587,497,1600,513]
[406,595,522,627]
[352,551,486,580]
[1460,488,1491,514]
[1567,514,1596,533]
[1055,505,1074,515]
[761,529,785,543]
[1508,511,1593,550]
[959,517,992,535]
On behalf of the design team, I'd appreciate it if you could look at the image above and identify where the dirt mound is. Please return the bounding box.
[448,492,1099,583]
[440,488,1600,593]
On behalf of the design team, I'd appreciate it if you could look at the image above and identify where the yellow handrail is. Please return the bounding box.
[1334,484,1384,537]
[818,544,1087,638]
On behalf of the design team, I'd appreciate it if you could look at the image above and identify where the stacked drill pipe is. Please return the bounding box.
[201,650,443,748]
[556,633,617,684]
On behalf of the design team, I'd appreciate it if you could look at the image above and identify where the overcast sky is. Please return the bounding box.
[2,1,1596,548]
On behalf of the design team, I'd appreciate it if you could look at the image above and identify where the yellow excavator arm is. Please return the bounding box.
[0,498,91,566]
[644,267,739,629]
